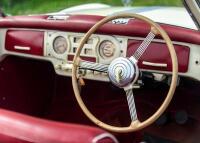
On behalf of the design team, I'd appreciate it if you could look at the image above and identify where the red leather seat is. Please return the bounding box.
[0,109,118,143]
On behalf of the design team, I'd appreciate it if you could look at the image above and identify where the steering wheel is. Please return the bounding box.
[72,13,178,133]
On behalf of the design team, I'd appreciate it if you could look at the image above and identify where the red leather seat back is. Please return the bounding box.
[0,109,118,143]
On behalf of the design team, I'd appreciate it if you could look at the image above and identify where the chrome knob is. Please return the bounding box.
[108,57,139,88]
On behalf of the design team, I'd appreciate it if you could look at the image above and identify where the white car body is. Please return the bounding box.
[55,3,197,30]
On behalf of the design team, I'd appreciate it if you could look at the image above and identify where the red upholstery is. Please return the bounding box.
[0,133,30,143]
[0,109,118,143]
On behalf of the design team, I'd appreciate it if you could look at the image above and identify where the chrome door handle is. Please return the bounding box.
[142,61,167,68]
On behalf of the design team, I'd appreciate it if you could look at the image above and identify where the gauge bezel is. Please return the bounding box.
[97,36,121,64]
[99,40,116,59]
[53,36,68,55]
[45,32,71,60]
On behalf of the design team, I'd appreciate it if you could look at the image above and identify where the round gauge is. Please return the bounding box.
[53,36,68,54]
[99,40,116,59]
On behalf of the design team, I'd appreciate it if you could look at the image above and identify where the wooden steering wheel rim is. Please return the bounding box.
[72,13,178,133]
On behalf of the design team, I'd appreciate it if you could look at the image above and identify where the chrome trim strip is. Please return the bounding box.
[14,46,31,51]
[142,61,167,68]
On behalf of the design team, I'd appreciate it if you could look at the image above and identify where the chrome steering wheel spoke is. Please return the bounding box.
[132,30,156,60]
[124,88,138,122]
[79,60,109,73]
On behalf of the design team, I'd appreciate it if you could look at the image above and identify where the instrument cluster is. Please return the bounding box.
[44,31,128,81]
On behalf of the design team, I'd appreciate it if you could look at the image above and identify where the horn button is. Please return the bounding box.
[108,57,139,88]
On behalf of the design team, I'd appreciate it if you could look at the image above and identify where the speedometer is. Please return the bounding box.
[99,40,116,59]
[53,36,68,54]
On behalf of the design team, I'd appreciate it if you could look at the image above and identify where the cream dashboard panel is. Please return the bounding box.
[44,31,128,81]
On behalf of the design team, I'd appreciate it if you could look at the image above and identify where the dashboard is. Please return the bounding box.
[1,14,200,82]
[4,29,192,82]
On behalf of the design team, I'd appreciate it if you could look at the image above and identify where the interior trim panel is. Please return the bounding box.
[127,40,190,73]
[5,30,44,56]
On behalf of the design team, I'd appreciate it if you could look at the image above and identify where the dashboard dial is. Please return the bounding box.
[53,36,68,54]
[99,40,115,59]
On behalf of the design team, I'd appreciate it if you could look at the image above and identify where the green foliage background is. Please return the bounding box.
[0,0,182,15]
